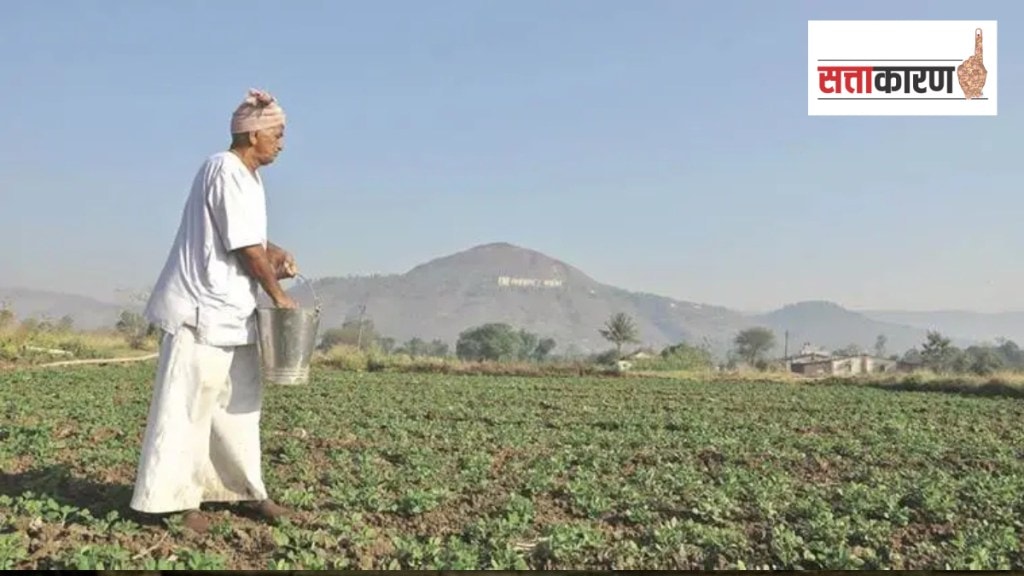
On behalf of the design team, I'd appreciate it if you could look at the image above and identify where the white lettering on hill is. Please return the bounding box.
[497,276,564,288]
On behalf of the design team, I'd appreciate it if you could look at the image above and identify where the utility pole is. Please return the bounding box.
[784,330,789,360]
[355,304,367,350]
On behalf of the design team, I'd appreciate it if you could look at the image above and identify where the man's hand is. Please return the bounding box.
[267,242,299,280]
[278,253,299,279]
[274,294,299,309]
[236,244,297,308]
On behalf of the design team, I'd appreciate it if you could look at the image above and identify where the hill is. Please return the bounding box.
[0,287,123,331]
[3,243,1010,359]
[860,310,1024,346]
[293,243,752,357]
[287,243,949,358]
[749,301,950,357]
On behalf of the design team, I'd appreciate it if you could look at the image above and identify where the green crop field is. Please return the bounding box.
[2,363,1024,570]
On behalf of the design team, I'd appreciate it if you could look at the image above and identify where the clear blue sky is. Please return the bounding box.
[1,0,1019,312]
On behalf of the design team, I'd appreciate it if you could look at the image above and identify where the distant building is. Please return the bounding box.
[784,342,831,371]
[790,353,898,376]
[786,351,831,365]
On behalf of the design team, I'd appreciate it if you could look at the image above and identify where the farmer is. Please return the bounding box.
[129,88,298,533]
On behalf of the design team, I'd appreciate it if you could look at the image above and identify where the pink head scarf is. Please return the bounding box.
[230,88,286,134]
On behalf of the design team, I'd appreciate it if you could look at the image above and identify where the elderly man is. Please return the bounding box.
[130,89,298,533]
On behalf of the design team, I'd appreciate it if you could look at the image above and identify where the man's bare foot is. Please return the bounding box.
[180,509,210,533]
[239,499,290,524]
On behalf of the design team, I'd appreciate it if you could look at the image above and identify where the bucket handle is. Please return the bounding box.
[291,273,321,312]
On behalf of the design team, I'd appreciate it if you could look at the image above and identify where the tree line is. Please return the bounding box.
[7,299,1024,377]
[707,325,1024,377]
[315,311,707,367]
[317,310,1024,377]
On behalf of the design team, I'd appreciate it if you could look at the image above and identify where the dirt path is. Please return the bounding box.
[3,353,159,371]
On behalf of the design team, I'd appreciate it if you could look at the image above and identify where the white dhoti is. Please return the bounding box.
[130,324,268,514]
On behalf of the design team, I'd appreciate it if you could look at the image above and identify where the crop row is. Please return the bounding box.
[2,364,1024,569]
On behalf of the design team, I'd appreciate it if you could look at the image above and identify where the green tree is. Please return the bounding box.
[456,323,522,362]
[56,315,74,333]
[318,318,378,351]
[533,337,557,361]
[734,327,776,366]
[396,337,428,357]
[516,329,538,361]
[116,310,154,349]
[0,303,14,331]
[454,323,554,362]
[599,313,640,358]
[920,330,958,373]
[426,339,450,357]
[874,334,888,357]
[961,345,1004,376]
[377,336,396,354]
[659,341,714,370]
[995,338,1024,369]
[902,348,922,366]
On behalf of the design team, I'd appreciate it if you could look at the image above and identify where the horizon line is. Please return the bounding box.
[2,282,1022,317]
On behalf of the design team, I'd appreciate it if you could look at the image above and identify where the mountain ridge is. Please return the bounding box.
[3,242,1018,357]
[0,287,126,331]
[286,243,975,357]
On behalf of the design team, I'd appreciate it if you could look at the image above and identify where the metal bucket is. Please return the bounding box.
[256,274,321,386]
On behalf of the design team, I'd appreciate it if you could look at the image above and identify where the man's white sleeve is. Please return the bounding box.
[207,170,264,252]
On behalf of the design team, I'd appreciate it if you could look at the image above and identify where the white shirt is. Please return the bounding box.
[145,151,268,347]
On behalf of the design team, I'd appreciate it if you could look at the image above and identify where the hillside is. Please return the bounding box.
[750,301,949,357]
[0,287,123,331]
[3,242,1012,359]
[287,243,948,358]
[294,243,752,357]
[861,310,1024,346]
